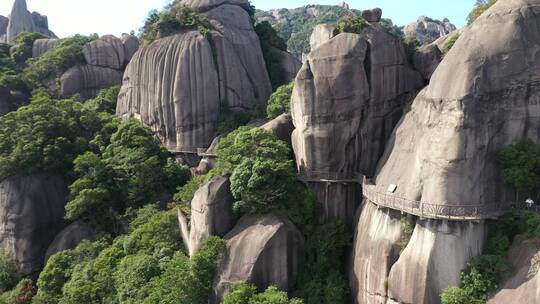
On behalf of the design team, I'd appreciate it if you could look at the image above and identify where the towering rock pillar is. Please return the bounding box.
[5,0,56,43]
[291,16,422,224]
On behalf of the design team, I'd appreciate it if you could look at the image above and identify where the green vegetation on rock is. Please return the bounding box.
[334,15,367,35]
[467,0,498,25]
[266,82,294,119]
[441,33,460,55]
[499,138,540,199]
[224,282,304,304]
[11,32,47,65]
[255,21,288,89]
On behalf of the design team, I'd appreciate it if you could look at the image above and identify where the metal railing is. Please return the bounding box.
[296,170,362,184]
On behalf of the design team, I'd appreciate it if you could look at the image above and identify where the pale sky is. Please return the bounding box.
[0,0,475,38]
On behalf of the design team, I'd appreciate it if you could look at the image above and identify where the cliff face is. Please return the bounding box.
[4,0,56,43]
[404,16,456,45]
[291,17,422,224]
[117,0,273,152]
[350,0,540,303]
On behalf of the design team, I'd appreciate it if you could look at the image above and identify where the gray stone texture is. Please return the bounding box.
[5,0,56,43]
[44,221,95,262]
[0,175,67,275]
[60,65,123,100]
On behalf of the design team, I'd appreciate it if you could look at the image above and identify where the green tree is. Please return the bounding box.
[224,283,304,304]
[0,251,19,292]
[499,139,540,199]
[441,33,460,55]
[114,254,161,303]
[467,0,498,25]
[0,278,36,304]
[11,32,47,65]
[266,82,294,119]
[335,15,367,35]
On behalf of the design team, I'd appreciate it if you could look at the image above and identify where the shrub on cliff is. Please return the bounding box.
[334,15,367,35]
[11,32,47,65]
[467,0,498,25]
[266,82,294,119]
[499,139,540,199]
[224,282,304,304]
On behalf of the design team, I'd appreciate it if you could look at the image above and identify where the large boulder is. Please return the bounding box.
[0,87,13,116]
[60,65,123,100]
[362,8,383,23]
[349,201,404,304]
[211,213,304,303]
[116,31,220,152]
[0,175,67,275]
[370,0,540,218]
[309,24,336,52]
[404,16,456,45]
[5,0,56,43]
[261,113,294,146]
[195,136,220,175]
[178,176,235,256]
[413,43,443,81]
[117,1,272,152]
[387,220,485,304]
[44,221,95,262]
[32,38,58,58]
[121,34,139,65]
[275,48,302,83]
[488,236,540,304]
[292,25,422,223]
[83,35,126,70]
[180,0,250,11]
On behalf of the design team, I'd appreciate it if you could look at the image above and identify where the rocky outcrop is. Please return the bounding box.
[83,35,126,70]
[118,0,272,152]
[413,43,442,81]
[292,21,422,223]
[0,87,14,116]
[387,220,485,304]
[404,16,456,45]
[261,113,294,146]
[350,202,404,304]
[5,0,56,43]
[0,15,8,42]
[195,136,220,175]
[276,49,302,83]
[362,8,382,23]
[32,38,58,58]
[309,24,336,52]
[121,34,139,65]
[178,176,235,256]
[488,236,540,304]
[370,0,540,216]
[117,31,220,152]
[180,0,250,11]
[211,213,304,303]
[60,65,123,100]
[351,1,540,303]
[44,221,95,262]
[0,175,67,275]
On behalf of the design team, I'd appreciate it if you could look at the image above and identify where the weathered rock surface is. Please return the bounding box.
[204,4,272,103]
[387,220,485,304]
[195,136,220,175]
[362,8,382,23]
[83,35,126,70]
[350,201,404,304]
[488,236,540,304]
[371,0,540,215]
[275,48,302,83]
[413,43,442,81]
[5,0,56,43]
[0,175,67,275]
[211,213,304,303]
[180,0,249,12]
[261,113,294,146]
[0,15,8,42]
[32,38,58,58]
[404,16,456,45]
[121,34,139,65]
[44,221,95,262]
[292,24,422,223]
[178,176,235,256]
[60,65,123,100]
[118,1,272,152]
[309,24,336,52]
[117,31,220,152]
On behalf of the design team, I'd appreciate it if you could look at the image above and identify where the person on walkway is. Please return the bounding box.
[526,198,535,208]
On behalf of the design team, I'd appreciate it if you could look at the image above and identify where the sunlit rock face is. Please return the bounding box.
[291,20,422,224]
[117,0,272,152]
[5,0,56,43]
[404,16,456,45]
[351,0,540,303]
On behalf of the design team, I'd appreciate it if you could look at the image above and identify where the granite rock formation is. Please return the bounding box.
[83,35,126,70]
[5,0,56,43]
[404,16,456,45]
[60,65,123,100]
[117,0,273,152]
[32,38,58,58]
[351,0,540,303]
[488,236,540,303]
[178,175,235,256]
[0,175,67,275]
[261,113,295,146]
[292,20,423,223]
[0,15,8,42]
[275,48,302,83]
[413,43,443,81]
[44,221,95,262]
[362,8,382,23]
[309,24,336,52]
[211,213,304,303]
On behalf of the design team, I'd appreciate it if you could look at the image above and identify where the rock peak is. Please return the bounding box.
[5,0,56,43]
